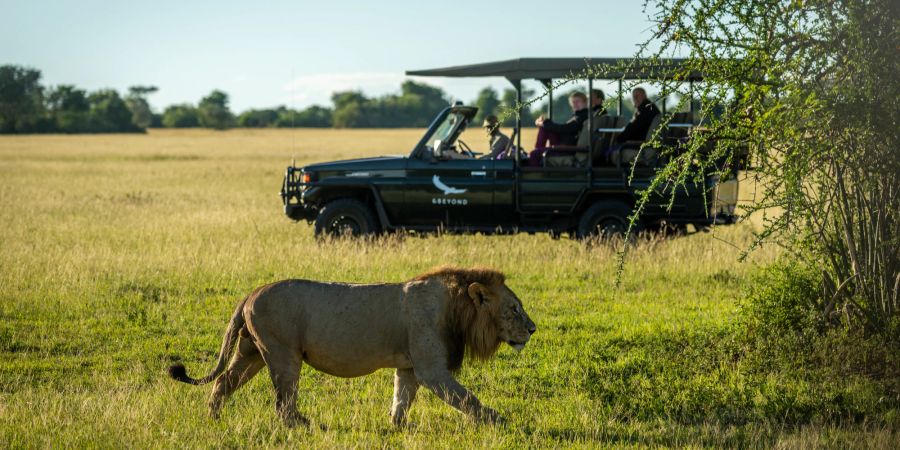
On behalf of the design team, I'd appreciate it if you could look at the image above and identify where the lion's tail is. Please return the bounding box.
[168,297,247,386]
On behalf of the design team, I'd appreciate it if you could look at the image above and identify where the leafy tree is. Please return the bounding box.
[625,0,899,333]
[0,65,45,133]
[394,81,447,127]
[237,108,280,127]
[47,85,89,113]
[88,89,139,132]
[330,82,447,128]
[331,100,367,128]
[161,104,200,128]
[331,91,370,128]
[128,86,158,97]
[198,90,233,130]
[125,85,158,129]
[46,85,90,132]
[472,87,500,125]
[276,106,332,128]
[500,88,535,128]
[235,106,333,128]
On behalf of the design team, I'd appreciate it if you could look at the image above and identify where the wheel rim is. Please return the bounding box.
[328,215,361,236]
[593,217,626,239]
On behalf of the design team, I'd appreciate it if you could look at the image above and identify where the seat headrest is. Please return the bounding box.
[645,113,663,141]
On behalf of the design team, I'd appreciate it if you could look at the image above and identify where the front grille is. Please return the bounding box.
[281,167,301,205]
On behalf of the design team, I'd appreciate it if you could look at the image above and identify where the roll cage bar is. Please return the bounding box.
[407,57,704,168]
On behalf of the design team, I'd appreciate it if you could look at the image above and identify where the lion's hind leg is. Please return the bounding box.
[208,337,265,419]
[259,345,310,428]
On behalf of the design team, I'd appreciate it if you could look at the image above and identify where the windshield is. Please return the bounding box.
[424,112,467,152]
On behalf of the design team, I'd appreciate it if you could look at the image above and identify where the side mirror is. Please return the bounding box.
[432,139,443,158]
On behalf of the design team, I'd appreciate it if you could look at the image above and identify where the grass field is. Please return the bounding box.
[1,129,896,448]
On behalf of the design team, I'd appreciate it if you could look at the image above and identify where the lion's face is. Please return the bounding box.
[490,284,536,351]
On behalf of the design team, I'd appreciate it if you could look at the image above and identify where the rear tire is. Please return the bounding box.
[314,199,379,238]
[576,201,637,241]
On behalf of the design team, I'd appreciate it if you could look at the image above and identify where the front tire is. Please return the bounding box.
[576,201,637,241]
[314,199,379,238]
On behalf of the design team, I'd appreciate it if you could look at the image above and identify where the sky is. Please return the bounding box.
[1,0,660,112]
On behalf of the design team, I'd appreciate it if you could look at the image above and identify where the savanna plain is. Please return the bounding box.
[1,129,896,448]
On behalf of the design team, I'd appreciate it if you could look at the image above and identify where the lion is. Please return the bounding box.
[167,266,536,427]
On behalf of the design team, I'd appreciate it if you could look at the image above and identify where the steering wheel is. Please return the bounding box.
[457,139,476,158]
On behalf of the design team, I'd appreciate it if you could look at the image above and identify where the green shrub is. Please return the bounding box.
[740,261,824,336]
[579,325,897,426]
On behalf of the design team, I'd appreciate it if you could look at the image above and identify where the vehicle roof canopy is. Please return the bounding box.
[406,57,703,82]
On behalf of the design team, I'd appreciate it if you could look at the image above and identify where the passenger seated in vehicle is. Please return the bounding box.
[604,87,660,162]
[618,88,660,143]
[576,89,608,147]
[540,90,610,168]
[482,115,510,159]
[528,91,589,166]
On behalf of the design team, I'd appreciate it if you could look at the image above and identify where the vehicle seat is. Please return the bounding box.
[526,115,596,168]
[613,114,662,168]
[665,112,692,143]
[542,146,590,168]
[590,115,622,166]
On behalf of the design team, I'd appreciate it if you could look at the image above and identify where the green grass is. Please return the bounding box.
[0,129,896,448]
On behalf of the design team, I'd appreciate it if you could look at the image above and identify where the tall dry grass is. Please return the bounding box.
[1,129,893,448]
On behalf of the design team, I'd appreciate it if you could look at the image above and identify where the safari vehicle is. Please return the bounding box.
[280,58,741,238]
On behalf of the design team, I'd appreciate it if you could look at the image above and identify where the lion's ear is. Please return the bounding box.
[467,282,490,305]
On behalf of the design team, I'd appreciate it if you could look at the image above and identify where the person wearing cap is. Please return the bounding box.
[482,115,511,159]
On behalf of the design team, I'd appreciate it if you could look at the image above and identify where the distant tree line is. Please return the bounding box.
[0,65,144,133]
[1,64,596,133]
[0,65,241,133]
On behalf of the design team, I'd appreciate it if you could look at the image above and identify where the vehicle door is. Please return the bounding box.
[404,156,496,229]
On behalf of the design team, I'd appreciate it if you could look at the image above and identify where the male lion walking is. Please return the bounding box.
[168,266,536,427]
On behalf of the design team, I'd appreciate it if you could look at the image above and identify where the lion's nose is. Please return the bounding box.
[528,325,536,335]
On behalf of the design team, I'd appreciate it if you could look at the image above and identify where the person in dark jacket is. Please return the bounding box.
[615,87,660,143]
[601,87,661,165]
[528,91,588,166]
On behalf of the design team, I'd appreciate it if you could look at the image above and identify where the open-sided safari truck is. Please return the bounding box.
[280,57,741,238]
